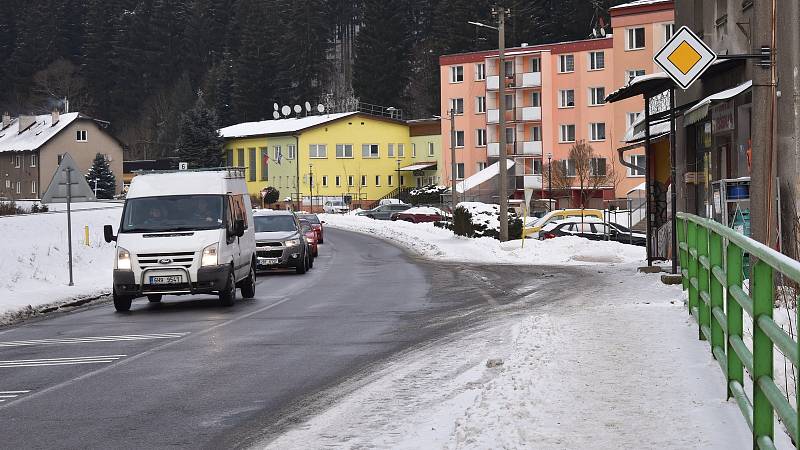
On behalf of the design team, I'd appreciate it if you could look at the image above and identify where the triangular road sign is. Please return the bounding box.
[41,153,97,203]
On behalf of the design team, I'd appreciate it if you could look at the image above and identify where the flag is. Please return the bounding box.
[263,152,269,165]
[276,148,282,165]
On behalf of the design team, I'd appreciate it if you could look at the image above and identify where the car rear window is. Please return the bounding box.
[298,214,320,224]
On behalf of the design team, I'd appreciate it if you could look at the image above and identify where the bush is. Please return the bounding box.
[0,201,26,216]
[263,186,280,204]
[452,205,473,237]
[436,202,522,240]
[408,185,448,206]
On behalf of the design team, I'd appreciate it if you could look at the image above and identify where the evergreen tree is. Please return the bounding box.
[175,93,224,168]
[86,153,117,199]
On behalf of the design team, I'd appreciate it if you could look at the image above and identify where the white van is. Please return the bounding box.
[104,168,257,312]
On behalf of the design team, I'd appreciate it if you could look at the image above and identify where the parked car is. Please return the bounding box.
[323,199,348,214]
[297,213,325,243]
[539,218,646,246]
[379,198,406,206]
[391,206,449,223]
[103,169,256,312]
[356,203,411,220]
[523,208,604,239]
[299,218,319,258]
[253,210,312,274]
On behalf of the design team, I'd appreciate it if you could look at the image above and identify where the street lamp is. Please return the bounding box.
[546,152,553,211]
[469,9,509,241]
[433,109,458,212]
[396,158,402,200]
[308,163,313,212]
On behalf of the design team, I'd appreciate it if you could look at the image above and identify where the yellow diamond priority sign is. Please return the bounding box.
[654,26,716,89]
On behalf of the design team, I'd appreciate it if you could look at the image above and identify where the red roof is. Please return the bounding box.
[439,37,612,66]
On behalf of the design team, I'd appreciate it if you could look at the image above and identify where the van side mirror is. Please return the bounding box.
[104,225,116,243]
[234,219,245,237]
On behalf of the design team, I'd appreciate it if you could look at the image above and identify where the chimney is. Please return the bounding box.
[51,109,60,125]
[1,112,9,129]
[18,115,36,132]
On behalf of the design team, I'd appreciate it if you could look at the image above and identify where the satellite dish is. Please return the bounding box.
[273,103,279,111]
[293,105,302,113]
[281,105,291,116]
[600,28,607,37]
[317,104,325,113]
[304,101,311,112]
[273,111,280,119]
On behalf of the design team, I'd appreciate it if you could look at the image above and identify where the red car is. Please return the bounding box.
[298,213,324,244]
[391,206,449,223]
[299,218,319,257]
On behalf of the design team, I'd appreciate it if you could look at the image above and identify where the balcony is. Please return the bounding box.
[523,175,543,189]
[487,142,515,158]
[520,72,541,87]
[487,75,499,90]
[487,109,499,124]
[519,106,541,121]
[521,141,543,156]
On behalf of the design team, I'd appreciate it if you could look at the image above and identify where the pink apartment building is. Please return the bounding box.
[439,0,674,207]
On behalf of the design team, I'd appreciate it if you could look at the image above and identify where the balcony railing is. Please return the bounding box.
[519,106,541,121]
[524,175,543,189]
[487,72,541,90]
[520,72,541,87]
[487,109,499,124]
[487,76,500,90]
[487,107,540,124]
[488,141,542,157]
[522,141,543,156]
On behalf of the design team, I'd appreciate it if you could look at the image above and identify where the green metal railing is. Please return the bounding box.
[677,212,800,449]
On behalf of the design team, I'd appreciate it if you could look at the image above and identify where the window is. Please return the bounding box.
[454,130,465,147]
[505,127,515,144]
[449,98,464,115]
[531,126,542,142]
[626,69,646,83]
[348,175,355,187]
[450,65,464,82]
[531,91,541,107]
[626,27,646,50]
[335,175,341,186]
[398,144,405,157]
[248,148,256,181]
[475,96,486,113]
[362,144,379,158]
[560,124,576,143]
[558,54,574,73]
[400,175,405,185]
[562,159,576,177]
[531,58,541,73]
[589,87,606,106]
[428,142,435,157]
[532,159,542,175]
[589,51,605,70]
[477,162,487,172]
[14,155,21,168]
[309,144,327,158]
[336,144,353,158]
[30,154,37,168]
[288,145,296,160]
[361,175,367,186]
[504,94,514,110]
[559,89,575,108]
[411,143,417,158]
[274,145,281,160]
[475,63,486,80]
[260,147,269,181]
[76,130,87,142]
[627,111,642,128]
[476,128,487,146]
[629,154,646,176]
[664,23,675,41]
[456,163,465,180]
[15,181,21,194]
[322,176,328,187]
[503,60,514,77]
[226,149,233,166]
[31,180,37,194]
[375,175,381,186]
[589,122,606,141]
[590,158,607,176]
[4,180,9,188]
[388,143,394,157]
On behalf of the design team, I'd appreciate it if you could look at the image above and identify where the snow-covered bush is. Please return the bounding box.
[408,185,448,206]
[435,202,522,240]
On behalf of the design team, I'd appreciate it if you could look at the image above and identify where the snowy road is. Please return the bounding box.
[0,228,577,449]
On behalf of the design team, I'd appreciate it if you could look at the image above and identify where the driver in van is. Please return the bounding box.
[143,206,164,226]
[194,198,217,223]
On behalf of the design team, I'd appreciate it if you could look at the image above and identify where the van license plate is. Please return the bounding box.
[257,257,280,265]
[149,275,182,284]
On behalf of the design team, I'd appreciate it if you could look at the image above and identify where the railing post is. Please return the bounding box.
[677,217,688,290]
[698,223,710,341]
[688,221,699,320]
[726,243,744,400]
[752,259,774,447]
[709,231,724,357]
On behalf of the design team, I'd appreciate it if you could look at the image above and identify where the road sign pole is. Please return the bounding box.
[66,167,74,286]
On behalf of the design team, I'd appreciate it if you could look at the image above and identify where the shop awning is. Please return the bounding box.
[683,80,752,126]
[398,162,437,171]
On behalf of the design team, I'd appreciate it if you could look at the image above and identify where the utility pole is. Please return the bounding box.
[308,164,314,212]
[750,0,777,247]
[495,6,509,242]
[450,108,457,211]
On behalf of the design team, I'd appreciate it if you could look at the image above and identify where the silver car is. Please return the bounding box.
[356,203,411,220]
[253,210,311,274]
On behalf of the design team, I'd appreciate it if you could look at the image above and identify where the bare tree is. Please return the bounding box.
[31,59,93,113]
[551,141,617,208]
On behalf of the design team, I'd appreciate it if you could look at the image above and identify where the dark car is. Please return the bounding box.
[390,206,449,223]
[297,213,325,244]
[253,210,312,274]
[299,218,319,258]
[356,203,411,220]
[540,219,646,246]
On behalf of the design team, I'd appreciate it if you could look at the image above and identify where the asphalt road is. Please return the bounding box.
[0,228,584,449]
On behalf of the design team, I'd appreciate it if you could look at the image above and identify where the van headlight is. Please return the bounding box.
[117,247,131,270]
[284,239,300,247]
[201,243,218,266]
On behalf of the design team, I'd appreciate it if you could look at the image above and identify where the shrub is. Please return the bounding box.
[452,205,473,237]
[263,186,280,204]
[408,185,448,206]
[0,201,25,216]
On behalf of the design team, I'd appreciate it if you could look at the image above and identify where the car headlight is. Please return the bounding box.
[284,239,300,247]
[305,237,314,243]
[117,247,131,270]
[201,243,218,266]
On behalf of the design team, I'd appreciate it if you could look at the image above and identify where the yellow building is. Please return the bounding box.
[221,112,440,209]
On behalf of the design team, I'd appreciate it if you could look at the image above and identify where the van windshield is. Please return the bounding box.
[120,195,225,233]
[254,215,297,232]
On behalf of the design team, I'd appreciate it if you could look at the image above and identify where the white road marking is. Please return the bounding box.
[0,390,31,402]
[0,333,189,348]
[0,355,126,368]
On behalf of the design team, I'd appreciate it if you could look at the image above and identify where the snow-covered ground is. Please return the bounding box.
[0,205,122,323]
[321,213,644,265]
[265,267,792,449]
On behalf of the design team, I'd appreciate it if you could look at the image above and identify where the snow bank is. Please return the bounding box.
[0,206,122,322]
[321,214,644,265]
